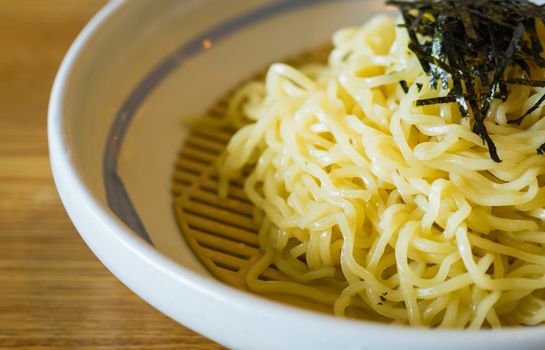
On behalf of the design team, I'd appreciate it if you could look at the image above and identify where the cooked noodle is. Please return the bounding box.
[217,15,545,328]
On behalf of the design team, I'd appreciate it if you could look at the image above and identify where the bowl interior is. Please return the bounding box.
[64,0,384,273]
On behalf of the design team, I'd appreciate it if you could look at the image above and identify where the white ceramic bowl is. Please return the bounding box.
[49,1,545,349]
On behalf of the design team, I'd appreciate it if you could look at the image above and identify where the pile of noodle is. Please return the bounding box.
[218,15,545,328]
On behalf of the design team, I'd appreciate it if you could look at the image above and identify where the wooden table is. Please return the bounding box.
[0,1,223,348]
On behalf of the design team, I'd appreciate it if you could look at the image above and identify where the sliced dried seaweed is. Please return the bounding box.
[414,95,457,106]
[538,143,545,155]
[387,0,545,160]
[509,92,545,125]
[506,78,545,88]
[399,80,409,93]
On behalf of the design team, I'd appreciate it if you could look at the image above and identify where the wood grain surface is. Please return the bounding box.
[0,1,224,349]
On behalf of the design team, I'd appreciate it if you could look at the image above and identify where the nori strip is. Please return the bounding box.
[480,23,525,120]
[443,24,471,118]
[509,92,545,125]
[538,143,545,155]
[407,42,461,78]
[409,9,425,31]
[506,78,545,87]
[416,92,504,107]
[415,95,457,106]
[474,120,501,162]
[454,1,478,41]
[399,80,409,93]
[525,18,545,68]
[431,14,449,89]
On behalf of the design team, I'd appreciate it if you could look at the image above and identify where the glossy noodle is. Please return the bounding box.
[217,15,545,328]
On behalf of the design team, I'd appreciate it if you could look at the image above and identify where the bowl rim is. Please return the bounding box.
[48,0,545,343]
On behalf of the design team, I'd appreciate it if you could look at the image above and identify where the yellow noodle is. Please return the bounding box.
[217,14,545,327]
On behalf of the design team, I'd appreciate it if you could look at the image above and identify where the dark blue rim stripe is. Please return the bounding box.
[104,0,358,244]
